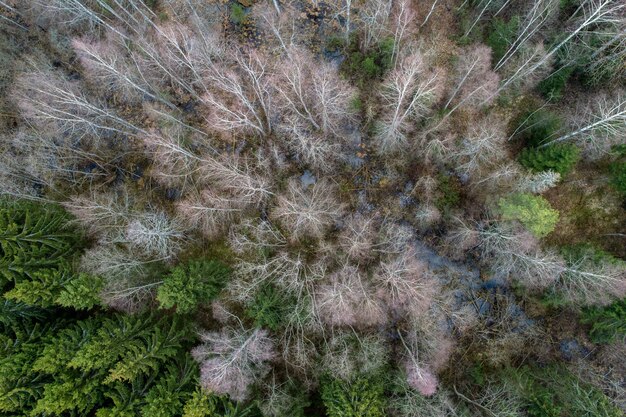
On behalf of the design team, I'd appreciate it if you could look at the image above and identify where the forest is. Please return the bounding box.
[0,0,624,416]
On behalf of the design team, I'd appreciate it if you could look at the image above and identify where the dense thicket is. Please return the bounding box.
[0,0,624,416]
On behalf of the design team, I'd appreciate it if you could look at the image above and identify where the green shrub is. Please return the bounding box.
[581,299,626,344]
[512,109,563,148]
[519,144,580,175]
[608,161,626,196]
[321,374,386,417]
[561,243,623,267]
[435,174,461,211]
[326,35,346,52]
[157,259,230,314]
[496,366,622,417]
[526,389,561,417]
[538,65,575,101]
[486,17,520,64]
[342,37,394,85]
[230,3,246,24]
[499,193,559,237]
[244,285,292,331]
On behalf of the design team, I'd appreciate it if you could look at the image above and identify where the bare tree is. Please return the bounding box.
[420,0,441,28]
[493,0,625,100]
[476,222,566,289]
[200,155,273,206]
[357,0,392,50]
[201,50,273,137]
[174,190,239,240]
[375,50,444,152]
[538,91,626,156]
[253,3,297,52]
[274,47,357,138]
[279,119,342,172]
[125,210,185,260]
[390,0,416,65]
[72,35,175,108]
[463,0,510,37]
[375,220,415,255]
[321,331,388,381]
[192,327,275,402]
[63,191,133,240]
[233,250,317,300]
[443,45,500,117]
[0,128,109,198]
[557,251,626,306]
[228,219,287,255]
[494,0,559,71]
[272,179,345,241]
[450,115,508,178]
[14,67,145,140]
[142,127,203,189]
[375,248,437,317]
[447,218,567,288]
[516,170,561,194]
[80,245,163,313]
[397,329,438,397]
[315,264,385,328]
[338,214,378,262]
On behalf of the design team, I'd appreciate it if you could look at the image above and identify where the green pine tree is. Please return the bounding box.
[321,374,386,417]
[157,259,230,314]
[519,144,580,175]
[499,193,560,237]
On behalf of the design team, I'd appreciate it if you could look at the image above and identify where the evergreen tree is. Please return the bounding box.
[581,299,626,344]
[519,144,580,175]
[157,259,230,314]
[0,200,99,310]
[244,285,292,331]
[321,374,386,417]
[499,194,560,237]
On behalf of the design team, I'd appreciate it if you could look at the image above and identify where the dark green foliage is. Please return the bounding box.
[608,160,626,196]
[538,65,575,101]
[244,285,292,331]
[0,298,46,330]
[0,199,101,310]
[519,144,580,175]
[526,389,561,417]
[342,37,394,85]
[157,259,230,314]
[484,366,622,417]
[1,313,199,416]
[560,243,623,267]
[581,299,626,344]
[321,374,386,417]
[0,200,78,284]
[512,109,563,148]
[486,17,520,64]
[610,157,626,193]
[325,36,346,53]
